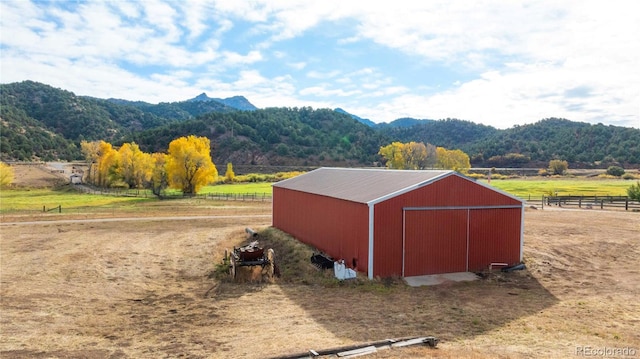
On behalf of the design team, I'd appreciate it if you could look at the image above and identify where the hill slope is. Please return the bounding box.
[1,81,639,167]
[125,107,388,167]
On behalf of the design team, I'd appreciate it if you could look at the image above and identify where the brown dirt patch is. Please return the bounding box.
[1,205,639,358]
[8,164,69,188]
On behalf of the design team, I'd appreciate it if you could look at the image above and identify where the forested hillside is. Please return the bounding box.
[0,104,78,161]
[106,96,240,121]
[383,117,640,167]
[1,81,172,142]
[125,107,387,167]
[1,81,639,168]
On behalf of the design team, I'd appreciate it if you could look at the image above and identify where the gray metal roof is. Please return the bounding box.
[272,167,453,204]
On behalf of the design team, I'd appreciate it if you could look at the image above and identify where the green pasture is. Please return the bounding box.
[482,178,633,198]
[0,183,274,213]
[158,182,273,197]
[0,187,150,212]
[1,178,635,213]
[197,182,273,195]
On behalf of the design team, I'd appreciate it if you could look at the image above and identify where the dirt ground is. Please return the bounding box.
[1,207,639,358]
[7,163,71,188]
[1,165,639,358]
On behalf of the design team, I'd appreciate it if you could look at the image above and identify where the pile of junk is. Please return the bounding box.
[311,253,357,280]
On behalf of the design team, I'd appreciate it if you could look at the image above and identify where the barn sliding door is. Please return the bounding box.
[403,206,522,276]
[403,209,467,276]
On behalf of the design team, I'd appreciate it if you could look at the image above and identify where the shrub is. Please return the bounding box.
[606,166,625,177]
[548,160,568,175]
[628,181,640,201]
[622,173,638,180]
[597,174,619,179]
[224,163,236,183]
[0,162,14,188]
[490,173,509,180]
[466,173,485,180]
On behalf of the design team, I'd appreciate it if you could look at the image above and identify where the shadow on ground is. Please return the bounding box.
[210,227,559,357]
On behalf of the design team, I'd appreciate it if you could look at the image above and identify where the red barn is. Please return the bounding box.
[272,167,524,279]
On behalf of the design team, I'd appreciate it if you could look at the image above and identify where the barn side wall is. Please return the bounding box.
[272,187,370,272]
[373,175,523,277]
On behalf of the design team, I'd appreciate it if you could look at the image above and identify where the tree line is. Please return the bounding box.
[81,136,473,195]
[377,141,471,173]
[80,135,217,195]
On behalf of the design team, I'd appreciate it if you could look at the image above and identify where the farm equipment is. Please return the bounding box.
[225,233,276,280]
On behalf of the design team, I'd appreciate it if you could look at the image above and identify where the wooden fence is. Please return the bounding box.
[523,195,640,211]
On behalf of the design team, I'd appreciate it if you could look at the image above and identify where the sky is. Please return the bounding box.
[1,0,639,129]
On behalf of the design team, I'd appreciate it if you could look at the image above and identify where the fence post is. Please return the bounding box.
[600,199,604,209]
[578,198,582,208]
[58,205,61,213]
[625,198,628,211]
[541,195,544,209]
[43,205,46,212]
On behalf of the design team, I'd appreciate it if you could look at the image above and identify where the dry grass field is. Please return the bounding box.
[1,166,639,358]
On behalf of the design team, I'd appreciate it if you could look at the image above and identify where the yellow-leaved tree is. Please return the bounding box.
[97,141,120,187]
[378,142,406,169]
[0,162,15,188]
[435,147,471,173]
[166,135,217,194]
[150,153,168,197]
[118,142,153,189]
[225,162,235,183]
[80,140,101,184]
[378,141,436,169]
[81,140,120,187]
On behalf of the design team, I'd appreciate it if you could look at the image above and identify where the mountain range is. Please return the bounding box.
[1,80,639,169]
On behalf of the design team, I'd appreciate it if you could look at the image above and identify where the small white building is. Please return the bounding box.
[70,174,82,184]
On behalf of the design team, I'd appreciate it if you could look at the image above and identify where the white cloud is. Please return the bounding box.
[306,70,341,79]
[221,50,263,66]
[287,61,306,70]
[299,85,361,98]
[1,0,637,128]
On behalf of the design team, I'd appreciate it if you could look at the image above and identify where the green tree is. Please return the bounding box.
[628,181,640,201]
[166,135,218,194]
[606,166,625,177]
[548,159,568,175]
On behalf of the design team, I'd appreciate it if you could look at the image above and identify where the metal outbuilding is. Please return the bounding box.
[272,167,525,279]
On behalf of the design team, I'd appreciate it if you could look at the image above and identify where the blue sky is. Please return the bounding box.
[1,0,638,129]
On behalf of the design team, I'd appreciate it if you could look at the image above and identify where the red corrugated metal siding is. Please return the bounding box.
[373,175,521,277]
[275,173,522,278]
[415,175,522,207]
[369,199,394,276]
[468,208,522,271]
[272,187,370,272]
[404,210,467,276]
